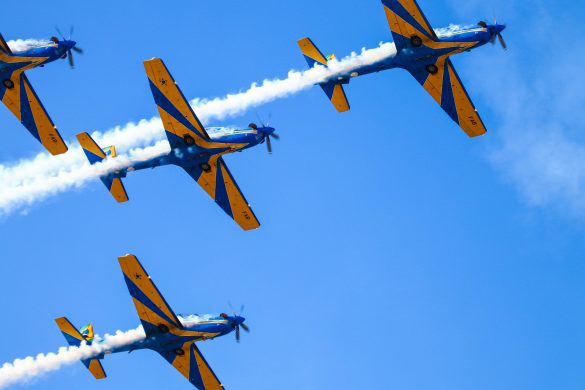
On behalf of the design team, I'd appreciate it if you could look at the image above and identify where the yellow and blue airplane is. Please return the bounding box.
[0,31,82,154]
[56,254,249,389]
[298,0,508,137]
[77,58,279,230]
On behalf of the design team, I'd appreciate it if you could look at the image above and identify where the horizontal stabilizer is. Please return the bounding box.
[77,132,129,202]
[76,132,107,164]
[55,317,88,347]
[320,82,350,112]
[104,176,129,203]
[297,38,351,112]
[54,317,107,380]
[298,37,328,67]
[84,359,107,380]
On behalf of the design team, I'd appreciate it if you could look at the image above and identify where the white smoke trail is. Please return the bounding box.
[0,314,222,387]
[0,326,145,388]
[0,42,396,215]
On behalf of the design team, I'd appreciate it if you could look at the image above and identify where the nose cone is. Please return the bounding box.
[63,40,76,50]
[235,316,246,325]
[262,127,276,135]
[493,24,506,34]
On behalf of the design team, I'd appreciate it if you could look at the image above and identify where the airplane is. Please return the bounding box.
[297,0,508,138]
[77,57,279,231]
[0,30,83,155]
[56,253,249,390]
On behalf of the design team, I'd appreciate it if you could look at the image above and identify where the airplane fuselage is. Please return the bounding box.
[0,40,76,74]
[323,25,497,84]
[98,314,242,357]
[111,127,272,179]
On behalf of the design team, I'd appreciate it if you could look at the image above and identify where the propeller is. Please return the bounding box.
[55,26,84,68]
[228,302,250,343]
[266,133,274,154]
[478,20,507,50]
[250,114,280,154]
[497,32,507,50]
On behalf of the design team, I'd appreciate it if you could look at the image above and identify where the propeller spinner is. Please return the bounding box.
[249,119,280,154]
[228,303,250,343]
[55,26,84,68]
[479,20,507,50]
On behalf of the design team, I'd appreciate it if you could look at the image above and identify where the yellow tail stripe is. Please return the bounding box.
[297,38,328,65]
[76,132,106,158]
[87,359,107,380]
[330,84,350,113]
[110,178,129,203]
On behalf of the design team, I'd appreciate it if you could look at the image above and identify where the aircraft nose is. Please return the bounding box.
[64,40,76,50]
[494,24,506,34]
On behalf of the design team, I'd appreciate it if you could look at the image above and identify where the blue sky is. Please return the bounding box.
[1,0,585,389]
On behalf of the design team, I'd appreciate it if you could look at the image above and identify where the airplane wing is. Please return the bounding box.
[156,342,224,390]
[0,71,68,154]
[0,33,13,54]
[182,155,260,231]
[407,57,487,137]
[143,58,212,149]
[381,0,438,50]
[118,254,184,337]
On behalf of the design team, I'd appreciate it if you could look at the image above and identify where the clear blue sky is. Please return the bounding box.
[1,0,584,389]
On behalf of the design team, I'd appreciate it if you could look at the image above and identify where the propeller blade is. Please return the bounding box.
[266,135,273,154]
[69,26,74,40]
[72,46,84,54]
[490,34,497,44]
[235,325,240,343]
[68,50,74,68]
[240,304,245,315]
[240,323,250,333]
[497,33,507,50]
[55,26,65,40]
[270,133,280,140]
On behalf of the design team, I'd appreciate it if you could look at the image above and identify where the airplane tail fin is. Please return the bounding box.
[54,317,107,380]
[76,132,129,203]
[297,37,350,112]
